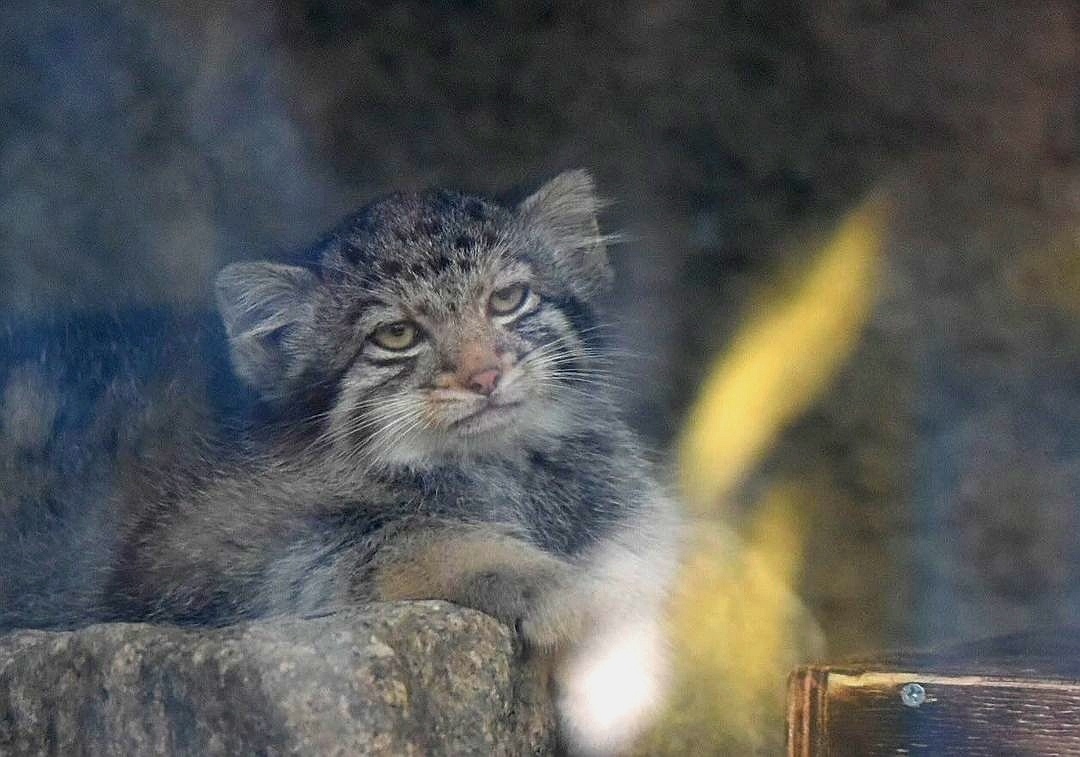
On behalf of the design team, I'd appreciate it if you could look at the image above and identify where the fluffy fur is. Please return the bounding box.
[0,170,679,755]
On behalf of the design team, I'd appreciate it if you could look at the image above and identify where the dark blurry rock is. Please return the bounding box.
[0,601,555,756]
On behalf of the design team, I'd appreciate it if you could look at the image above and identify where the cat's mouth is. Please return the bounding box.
[447,399,524,433]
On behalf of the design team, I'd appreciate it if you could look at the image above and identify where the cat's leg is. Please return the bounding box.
[366,522,584,650]
[366,498,681,756]
[552,494,681,756]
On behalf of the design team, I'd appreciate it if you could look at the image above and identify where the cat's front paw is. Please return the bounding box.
[458,569,576,651]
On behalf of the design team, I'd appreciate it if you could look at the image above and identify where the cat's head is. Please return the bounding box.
[215,170,615,467]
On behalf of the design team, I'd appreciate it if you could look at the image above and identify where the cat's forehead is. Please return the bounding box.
[330,190,514,277]
[319,190,530,315]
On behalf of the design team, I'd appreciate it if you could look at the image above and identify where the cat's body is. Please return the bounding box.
[0,171,679,755]
[0,309,257,631]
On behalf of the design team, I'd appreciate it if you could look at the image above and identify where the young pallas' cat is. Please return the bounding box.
[0,171,679,754]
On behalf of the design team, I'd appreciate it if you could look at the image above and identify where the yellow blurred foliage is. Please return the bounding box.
[637,487,825,754]
[641,196,890,753]
[677,196,889,516]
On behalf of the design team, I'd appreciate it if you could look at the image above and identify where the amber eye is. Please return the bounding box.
[488,284,529,316]
[371,321,421,351]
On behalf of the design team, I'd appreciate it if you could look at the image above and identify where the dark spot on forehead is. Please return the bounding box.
[482,231,497,247]
[435,254,452,272]
[380,260,402,277]
[409,262,427,276]
[433,190,459,212]
[465,199,486,220]
[454,235,472,250]
[344,211,377,238]
[342,241,365,267]
[420,219,443,236]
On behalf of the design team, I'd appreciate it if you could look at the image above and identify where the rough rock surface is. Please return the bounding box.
[0,601,556,756]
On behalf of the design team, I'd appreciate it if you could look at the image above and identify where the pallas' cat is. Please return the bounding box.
[0,170,679,755]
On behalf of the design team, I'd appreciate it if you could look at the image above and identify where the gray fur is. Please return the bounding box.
[1,171,679,753]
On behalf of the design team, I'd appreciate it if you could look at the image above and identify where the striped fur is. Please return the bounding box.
[1,171,680,755]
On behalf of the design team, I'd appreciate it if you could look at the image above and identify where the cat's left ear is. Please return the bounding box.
[518,169,614,299]
[215,261,319,400]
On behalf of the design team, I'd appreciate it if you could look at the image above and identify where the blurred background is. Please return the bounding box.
[1,1,1078,752]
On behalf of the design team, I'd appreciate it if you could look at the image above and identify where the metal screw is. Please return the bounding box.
[900,682,926,708]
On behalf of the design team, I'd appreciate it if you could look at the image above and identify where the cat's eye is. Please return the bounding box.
[488,284,529,316]
[371,321,421,351]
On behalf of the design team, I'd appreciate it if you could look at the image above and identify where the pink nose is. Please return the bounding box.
[467,368,501,395]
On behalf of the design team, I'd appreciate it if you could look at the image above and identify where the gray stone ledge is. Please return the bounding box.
[0,601,556,756]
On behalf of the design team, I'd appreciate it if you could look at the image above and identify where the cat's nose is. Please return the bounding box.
[467,368,501,396]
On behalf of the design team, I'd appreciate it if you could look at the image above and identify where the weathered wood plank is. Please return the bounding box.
[789,630,1080,756]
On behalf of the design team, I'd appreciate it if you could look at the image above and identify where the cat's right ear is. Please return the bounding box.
[215,262,319,400]
[518,169,614,300]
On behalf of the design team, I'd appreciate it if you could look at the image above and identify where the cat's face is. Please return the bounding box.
[216,170,614,468]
